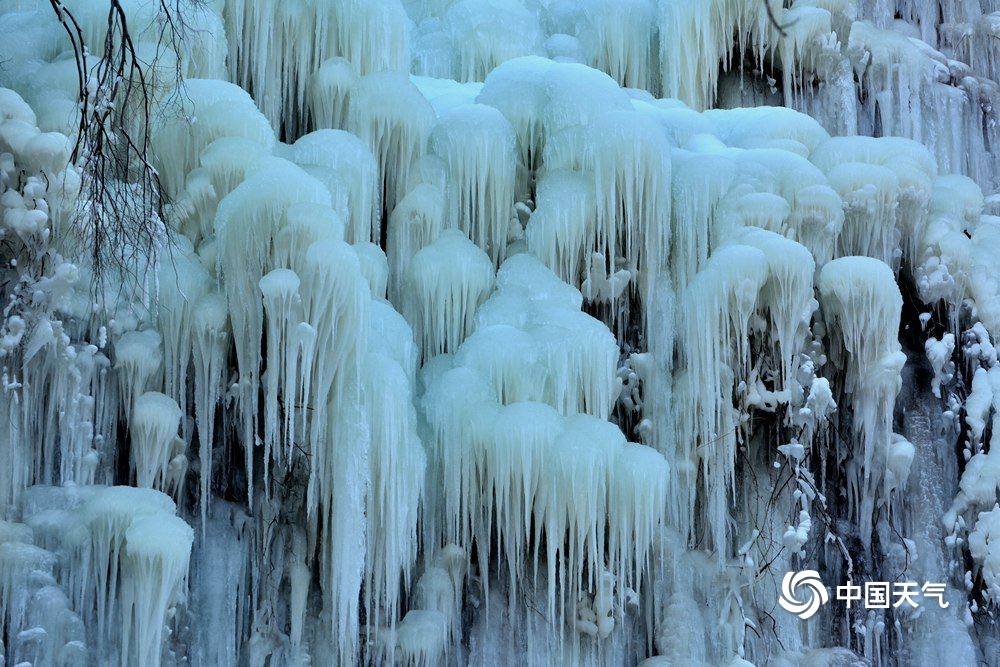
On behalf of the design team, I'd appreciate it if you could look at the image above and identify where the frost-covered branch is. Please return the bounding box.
[46,0,186,296]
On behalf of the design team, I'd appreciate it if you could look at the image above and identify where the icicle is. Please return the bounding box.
[584,110,671,320]
[370,300,420,388]
[0,540,58,664]
[443,0,543,82]
[405,230,495,359]
[198,137,270,205]
[78,487,188,661]
[386,183,446,308]
[114,330,163,426]
[272,203,346,271]
[0,388,23,518]
[328,0,411,77]
[292,130,380,245]
[429,104,517,266]
[827,163,902,266]
[395,609,448,665]
[215,159,331,504]
[525,170,596,287]
[354,242,389,301]
[706,106,831,157]
[290,237,369,663]
[487,402,565,602]
[310,57,358,131]
[347,71,436,222]
[475,254,620,418]
[608,443,668,604]
[970,505,1000,604]
[657,0,771,111]
[150,79,275,198]
[130,392,183,494]
[454,325,544,405]
[258,268,302,473]
[668,150,738,291]
[476,56,555,197]
[818,256,905,548]
[786,183,844,269]
[120,514,193,666]
[578,0,657,92]
[191,292,229,530]
[541,64,632,172]
[676,244,768,552]
[158,242,212,435]
[728,227,816,391]
[363,352,425,641]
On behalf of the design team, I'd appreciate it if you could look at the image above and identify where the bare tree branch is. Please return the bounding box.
[47,0,181,305]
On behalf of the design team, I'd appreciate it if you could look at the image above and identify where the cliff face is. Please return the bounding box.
[1,0,999,665]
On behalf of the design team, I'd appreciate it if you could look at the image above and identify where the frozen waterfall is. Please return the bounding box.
[2,0,1000,664]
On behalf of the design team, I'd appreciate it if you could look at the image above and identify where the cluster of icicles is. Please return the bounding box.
[3,0,1000,664]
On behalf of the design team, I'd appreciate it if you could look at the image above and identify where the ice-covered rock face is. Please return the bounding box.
[5,0,1000,664]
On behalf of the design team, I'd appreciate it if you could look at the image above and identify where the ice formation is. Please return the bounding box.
[6,0,1000,665]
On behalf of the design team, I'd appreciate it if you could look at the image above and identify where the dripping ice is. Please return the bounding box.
[2,0,1000,665]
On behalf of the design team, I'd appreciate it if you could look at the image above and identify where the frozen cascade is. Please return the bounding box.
[819,256,905,550]
[6,0,1000,665]
[429,104,517,267]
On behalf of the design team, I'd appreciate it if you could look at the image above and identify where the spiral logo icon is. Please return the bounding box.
[778,570,829,619]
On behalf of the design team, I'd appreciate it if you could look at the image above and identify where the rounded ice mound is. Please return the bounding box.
[130,392,183,490]
[293,129,379,245]
[444,0,544,82]
[405,229,495,358]
[151,79,275,197]
[429,103,516,266]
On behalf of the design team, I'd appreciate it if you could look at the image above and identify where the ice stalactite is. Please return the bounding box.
[292,130,380,246]
[442,0,543,83]
[3,486,194,665]
[215,160,329,494]
[150,79,275,200]
[421,249,666,658]
[346,71,436,225]
[355,241,390,301]
[525,169,596,289]
[10,0,1000,662]
[114,330,164,427]
[363,313,425,640]
[120,514,194,666]
[812,136,937,269]
[577,0,658,94]
[58,0,227,81]
[191,292,229,529]
[585,110,671,325]
[405,230,495,359]
[476,254,620,419]
[130,391,184,495]
[656,0,780,112]
[667,149,739,292]
[730,227,816,390]
[310,58,359,132]
[819,256,906,549]
[429,104,516,267]
[258,268,302,472]
[476,57,555,199]
[675,244,769,551]
[386,183,447,308]
[299,256,368,664]
[223,0,409,136]
[158,241,213,436]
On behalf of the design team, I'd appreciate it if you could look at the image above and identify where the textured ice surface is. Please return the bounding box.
[3,0,1000,664]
